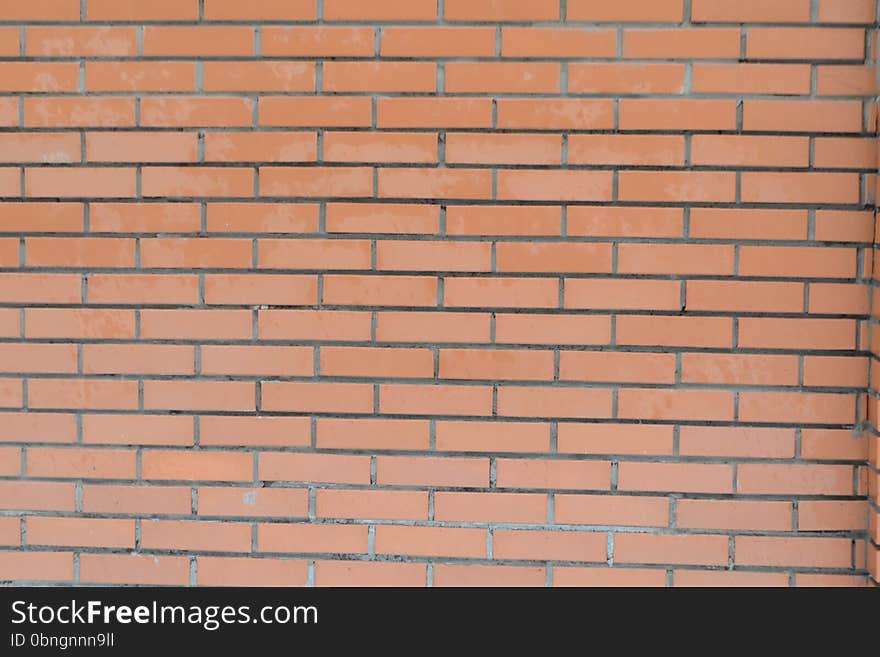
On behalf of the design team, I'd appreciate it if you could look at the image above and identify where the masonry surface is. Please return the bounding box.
[0,0,877,587]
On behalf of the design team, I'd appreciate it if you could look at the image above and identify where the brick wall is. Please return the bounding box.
[0,0,877,587]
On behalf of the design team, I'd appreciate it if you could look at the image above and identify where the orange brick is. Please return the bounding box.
[497,387,613,419]
[27,517,133,549]
[557,424,673,457]
[747,28,865,60]
[29,379,136,411]
[142,97,254,128]
[502,27,617,58]
[141,519,251,552]
[445,0,559,19]
[317,489,428,521]
[799,501,866,531]
[682,353,798,386]
[737,463,855,495]
[200,416,311,448]
[327,203,439,234]
[810,284,870,316]
[745,172,861,204]
[377,455,489,487]
[620,99,736,130]
[324,274,436,307]
[209,202,318,233]
[614,533,728,566]
[735,536,853,569]
[318,418,430,451]
[259,309,372,341]
[0,448,18,476]
[261,97,372,128]
[249,50,344,84]
[0,343,76,374]
[441,348,555,381]
[496,243,612,274]
[0,62,78,92]
[560,352,675,385]
[142,451,253,482]
[436,421,551,453]
[259,453,370,485]
[263,26,374,57]
[569,63,684,94]
[689,208,807,241]
[375,311,490,343]
[565,279,681,311]
[203,0,316,20]
[556,567,666,586]
[27,447,134,479]
[802,429,867,461]
[678,500,792,532]
[321,346,432,378]
[674,571,789,587]
[446,133,560,166]
[91,202,199,233]
[0,133,80,164]
[26,168,136,198]
[198,557,307,587]
[143,381,255,412]
[325,62,435,93]
[818,0,875,23]
[447,62,559,93]
[804,356,869,388]
[739,392,856,425]
[618,243,734,275]
[494,314,611,346]
[569,135,684,166]
[82,485,191,515]
[743,100,863,134]
[497,99,614,130]
[198,487,309,518]
[258,524,368,554]
[0,552,73,583]
[87,0,199,20]
[0,481,74,512]
[686,281,804,313]
[494,529,607,562]
[434,492,547,524]
[315,561,426,587]
[261,381,373,413]
[201,345,313,377]
[261,166,372,198]
[567,206,683,238]
[87,132,198,163]
[378,98,493,129]
[0,274,80,304]
[692,0,810,22]
[204,274,317,306]
[29,236,131,268]
[79,553,189,586]
[679,427,796,459]
[377,240,491,272]
[324,0,436,21]
[556,494,669,528]
[624,28,740,58]
[618,462,733,494]
[86,62,195,93]
[382,27,496,57]
[141,309,252,340]
[445,277,558,309]
[435,564,545,587]
[568,0,683,22]
[814,138,876,169]
[258,238,371,270]
[83,344,194,376]
[498,170,613,202]
[496,459,611,490]
[619,171,736,203]
[738,318,856,350]
[25,97,136,128]
[376,525,486,559]
[691,135,809,167]
[692,64,811,95]
[379,168,491,200]
[325,132,436,164]
[205,132,317,163]
[0,202,83,232]
[380,383,492,416]
[143,26,254,57]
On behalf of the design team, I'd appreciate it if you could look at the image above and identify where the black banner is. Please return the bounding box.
[0,586,875,652]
